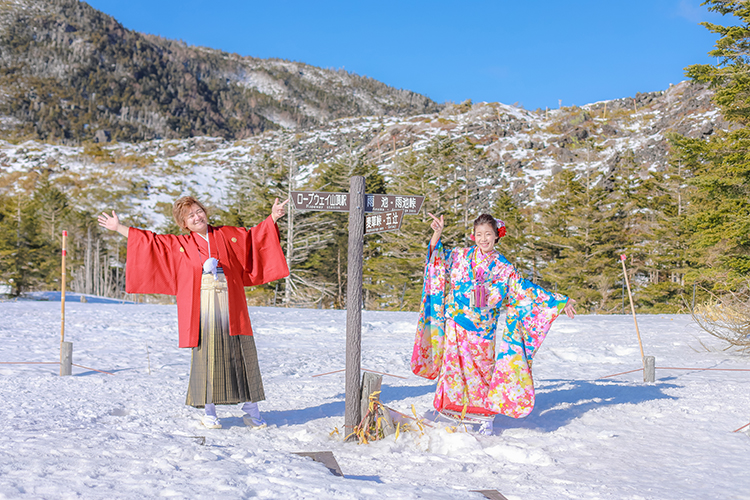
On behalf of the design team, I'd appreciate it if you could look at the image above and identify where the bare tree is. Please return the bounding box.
[691,285,750,353]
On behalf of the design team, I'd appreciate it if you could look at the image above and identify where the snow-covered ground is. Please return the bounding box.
[0,302,748,499]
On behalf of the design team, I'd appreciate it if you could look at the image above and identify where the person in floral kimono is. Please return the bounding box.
[411,213,576,435]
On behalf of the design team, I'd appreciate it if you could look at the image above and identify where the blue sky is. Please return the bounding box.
[85,0,724,110]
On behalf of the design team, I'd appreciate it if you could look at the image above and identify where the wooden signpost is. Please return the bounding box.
[60,230,72,376]
[291,180,423,436]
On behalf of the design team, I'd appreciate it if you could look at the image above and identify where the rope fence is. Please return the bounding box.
[0,361,114,375]
[598,364,750,434]
[312,368,407,379]
[599,366,750,379]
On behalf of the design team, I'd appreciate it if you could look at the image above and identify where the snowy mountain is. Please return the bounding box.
[0,80,723,230]
[0,0,439,143]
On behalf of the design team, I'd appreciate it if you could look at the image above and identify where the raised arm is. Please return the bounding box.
[271,198,289,223]
[98,211,130,238]
[428,212,444,250]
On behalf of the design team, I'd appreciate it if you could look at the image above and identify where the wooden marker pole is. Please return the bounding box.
[643,355,655,383]
[620,254,651,381]
[345,176,365,438]
[60,230,72,376]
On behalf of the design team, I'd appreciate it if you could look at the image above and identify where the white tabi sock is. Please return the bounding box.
[241,402,261,419]
[479,417,495,435]
[204,403,217,418]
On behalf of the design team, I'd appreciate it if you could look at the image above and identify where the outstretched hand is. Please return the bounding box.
[98,211,120,232]
[97,210,129,238]
[271,198,290,223]
[562,298,577,319]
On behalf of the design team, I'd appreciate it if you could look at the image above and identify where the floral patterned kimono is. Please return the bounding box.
[411,240,568,419]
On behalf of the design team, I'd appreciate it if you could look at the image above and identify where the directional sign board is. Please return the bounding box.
[291,191,350,212]
[365,194,424,215]
[365,210,403,235]
[291,180,424,436]
[292,191,424,216]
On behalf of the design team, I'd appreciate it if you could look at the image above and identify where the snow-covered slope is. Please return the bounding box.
[0,82,722,228]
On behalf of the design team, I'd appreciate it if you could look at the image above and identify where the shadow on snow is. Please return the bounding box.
[262,383,436,426]
[260,379,673,433]
[496,379,679,432]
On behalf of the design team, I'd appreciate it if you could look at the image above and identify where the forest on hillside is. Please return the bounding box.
[0,0,438,144]
[0,120,727,314]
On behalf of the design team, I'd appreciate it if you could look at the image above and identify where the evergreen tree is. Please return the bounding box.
[0,190,60,295]
[534,167,624,313]
[612,152,686,312]
[365,137,494,310]
[672,0,750,291]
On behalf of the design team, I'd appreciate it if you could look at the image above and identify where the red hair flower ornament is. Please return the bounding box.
[496,219,506,238]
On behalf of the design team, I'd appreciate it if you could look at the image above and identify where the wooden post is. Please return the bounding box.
[643,355,656,383]
[345,176,365,438]
[360,372,382,420]
[359,372,395,437]
[60,230,70,376]
[60,341,72,376]
[620,255,646,361]
[285,153,295,306]
[603,101,607,119]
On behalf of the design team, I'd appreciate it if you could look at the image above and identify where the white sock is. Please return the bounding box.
[205,403,217,418]
[241,402,260,419]
[479,417,495,434]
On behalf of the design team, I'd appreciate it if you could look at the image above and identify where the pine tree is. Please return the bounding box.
[534,166,624,313]
[365,137,497,310]
[672,0,750,291]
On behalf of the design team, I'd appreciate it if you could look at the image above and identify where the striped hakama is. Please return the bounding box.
[185,271,265,408]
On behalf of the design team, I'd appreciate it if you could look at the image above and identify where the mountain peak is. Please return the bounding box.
[0,0,440,143]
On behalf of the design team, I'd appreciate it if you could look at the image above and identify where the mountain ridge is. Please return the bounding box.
[0,81,722,229]
[0,0,440,143]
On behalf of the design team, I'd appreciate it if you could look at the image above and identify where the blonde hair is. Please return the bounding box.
[172,196,209,230]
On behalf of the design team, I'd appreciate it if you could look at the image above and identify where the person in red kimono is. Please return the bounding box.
[98,196,290,429]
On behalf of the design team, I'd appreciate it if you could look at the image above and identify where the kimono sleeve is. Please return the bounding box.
[125,228,179,295]
[411,239,454,379]
[504,267,568,360]
[225,216,289,286]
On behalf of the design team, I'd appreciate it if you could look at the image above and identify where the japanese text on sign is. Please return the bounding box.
[291,191,350,212]
[364,194,424,215]
[365,209,403,235]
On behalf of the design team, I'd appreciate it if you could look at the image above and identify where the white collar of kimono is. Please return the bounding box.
[195,230,219,278]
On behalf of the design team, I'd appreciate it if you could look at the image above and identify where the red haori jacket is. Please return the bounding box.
[125,216,289,348]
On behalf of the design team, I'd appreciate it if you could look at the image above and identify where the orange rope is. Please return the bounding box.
[362,368,407,380]
[0,361,114,375]
[311,369,346,378]
[598,368,644,379]
[0,362,59,365]
[732,421,750,433]
[72,364,115,376]
[312,368,407,379]
[599,366,750,379]
[657,367,750,372]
